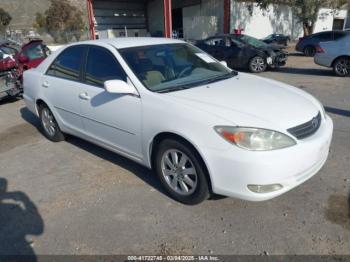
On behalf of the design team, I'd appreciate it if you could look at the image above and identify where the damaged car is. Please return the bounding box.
[196,34,288,73]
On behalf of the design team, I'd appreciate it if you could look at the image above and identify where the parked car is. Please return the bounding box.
[23,38,333,205]
[296,30,350,56]
[261,34,290,46]
[314,33,350,77]
[0,39,50,100]
[196,34,288,73]
[15,39,50,75]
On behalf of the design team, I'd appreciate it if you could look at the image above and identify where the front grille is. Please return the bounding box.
[287,112,321,139]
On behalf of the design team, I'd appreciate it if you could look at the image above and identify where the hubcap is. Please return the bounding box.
[41,108,56,137]
[251,57,266,72]
[161,149,198,196]
[335,59,350,76]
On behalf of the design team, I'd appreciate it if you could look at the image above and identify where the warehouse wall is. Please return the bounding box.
[183,0,224,40]
[230,1,303,40]
[230,1,348,39]
[313,9,348,32]
[147,0,165,36]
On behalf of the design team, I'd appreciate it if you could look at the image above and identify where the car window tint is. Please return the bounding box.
[318,32,333,40]
[47,46,84,81]
[85,46,126,87]
[23,43,48,60]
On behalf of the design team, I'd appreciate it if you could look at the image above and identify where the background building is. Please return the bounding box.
[87,0,349,41]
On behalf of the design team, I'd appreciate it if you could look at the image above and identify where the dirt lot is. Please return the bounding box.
[0,54,349,256]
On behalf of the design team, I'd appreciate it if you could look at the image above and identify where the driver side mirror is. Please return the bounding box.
[19,55,29,63]
[104,80,138,95]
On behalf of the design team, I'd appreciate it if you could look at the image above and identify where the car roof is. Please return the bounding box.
[71,37,185,49]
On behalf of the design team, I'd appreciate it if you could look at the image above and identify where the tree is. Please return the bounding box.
[34,0,85,43]
[0,8,12,33]
[254,0,349,35]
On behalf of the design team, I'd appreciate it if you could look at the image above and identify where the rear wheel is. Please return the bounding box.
[304,46,316,57]
[39,104,65,142]
[154,138,210,205]
[333,57,350,77]
[249,56,267,73]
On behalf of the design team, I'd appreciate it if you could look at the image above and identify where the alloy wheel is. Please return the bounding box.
[41,107,56,137]
[334,59,350,77]
[250,57,266,72]
[161,149,198,196]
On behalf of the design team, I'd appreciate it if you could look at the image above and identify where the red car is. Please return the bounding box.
[0,40,49,99]
[15,39,50,80]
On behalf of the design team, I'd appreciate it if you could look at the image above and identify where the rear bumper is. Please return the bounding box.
[202,115,333,201]
[314,54,333,68]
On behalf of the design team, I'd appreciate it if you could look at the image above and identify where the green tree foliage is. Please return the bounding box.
[34,0,85,43]
[0,8,12,33]
[254,0,349,35]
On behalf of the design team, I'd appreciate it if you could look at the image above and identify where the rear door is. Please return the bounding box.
[79,45,142,158]
[43,45,86,132]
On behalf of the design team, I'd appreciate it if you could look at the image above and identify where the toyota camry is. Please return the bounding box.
[23,38,333,205]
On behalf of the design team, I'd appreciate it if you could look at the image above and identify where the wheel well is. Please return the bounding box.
[150,132,213,193]
[332,56,350,67]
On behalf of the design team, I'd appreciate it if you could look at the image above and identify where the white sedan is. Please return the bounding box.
[23,38,333,205]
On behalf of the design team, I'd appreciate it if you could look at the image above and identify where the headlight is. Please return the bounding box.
[266,57,273,65]
[214,126,296,151]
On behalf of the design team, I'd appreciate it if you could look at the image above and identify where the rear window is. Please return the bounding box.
[316,32,333,41]
[333,32,346,40]
[46,45,85,81]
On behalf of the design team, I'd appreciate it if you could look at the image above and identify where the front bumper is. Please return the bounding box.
[269,52,288,68]
[202,115,333,201]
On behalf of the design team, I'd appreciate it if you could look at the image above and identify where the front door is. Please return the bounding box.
[79,45,142,158]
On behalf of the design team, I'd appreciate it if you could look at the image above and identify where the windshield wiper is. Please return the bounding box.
[156,71,238,93]
[156,85,193,93]
[199,71,238,85]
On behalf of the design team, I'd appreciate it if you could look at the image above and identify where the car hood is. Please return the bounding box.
[165,73,320,131]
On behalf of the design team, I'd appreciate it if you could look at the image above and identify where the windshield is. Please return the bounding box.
[119,43,235,93]
[235,35,269,48]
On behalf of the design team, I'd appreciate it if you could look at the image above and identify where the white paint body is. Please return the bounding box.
[23,38,333,201]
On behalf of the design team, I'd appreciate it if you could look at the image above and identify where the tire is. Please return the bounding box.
[39,104,65,142]
[249,56,267,73]
[304,46,316,57]
[333,57,350,77]
[154,138,210,205]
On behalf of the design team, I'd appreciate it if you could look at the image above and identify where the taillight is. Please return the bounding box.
[316,45,325,53]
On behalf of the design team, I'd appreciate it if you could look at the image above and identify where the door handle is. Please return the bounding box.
[42,81,50,88]
[79,92,91,101]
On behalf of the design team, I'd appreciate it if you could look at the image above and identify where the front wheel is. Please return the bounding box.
[249,56,267,73]
[39,104,65,142]
[154,139,210,205]
[333,57,350,77]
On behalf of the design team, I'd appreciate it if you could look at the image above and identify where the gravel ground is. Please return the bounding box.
[0,54,349,256]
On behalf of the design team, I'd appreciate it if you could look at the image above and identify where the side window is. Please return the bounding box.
[85,46,127,87]
[47,46,85,81]
[23,43,48,60]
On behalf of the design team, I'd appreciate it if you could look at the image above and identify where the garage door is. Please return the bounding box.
[93,0,147,31]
